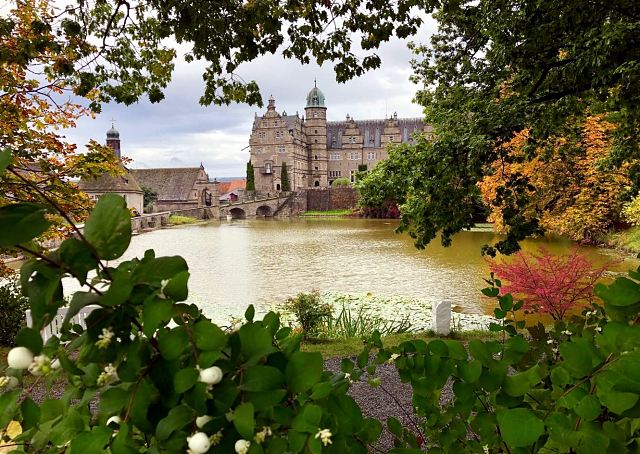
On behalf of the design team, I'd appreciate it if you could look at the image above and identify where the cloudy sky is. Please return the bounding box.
[63,17,438,179]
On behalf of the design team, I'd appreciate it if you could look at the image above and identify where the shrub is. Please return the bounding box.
[280,162,290,191]
[331,177,350,187]
[0,192,381,454]
[168,214,198,224]
[320,305,411,339]
[285,290,332,334]
[486,246,616,320]
[622,193,640,226]
[0,280,29,346]
[360,199,401,218]
[348,270,640,454]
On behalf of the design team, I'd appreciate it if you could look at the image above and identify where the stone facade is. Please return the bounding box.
[249,84,433,191]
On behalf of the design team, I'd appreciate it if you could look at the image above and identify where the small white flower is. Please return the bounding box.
[0,376,19,389]
[388,353,400,364]
[547,339,554,344]
[188,432,211,454]
[97,363,119,386]
[254,426,272,444]
[95,328,115,349]
[28,354,52,376]
[596,326,602,332]
[315,428,332,446]
[585,311,593,317]
[235,439,251,454]
[157,279,171,299]
[483,445,490,454]
[552,348,559,354]
[7,347,33,370]
[562,330,572,336]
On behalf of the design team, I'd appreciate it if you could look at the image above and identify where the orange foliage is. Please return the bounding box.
[479,115,632,243]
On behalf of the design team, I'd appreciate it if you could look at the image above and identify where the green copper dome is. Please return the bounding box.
[306,86,326,108]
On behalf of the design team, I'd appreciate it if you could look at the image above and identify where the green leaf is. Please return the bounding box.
[158,326,189,360]
[58,352,85,376]
[64,291,100,325]
[595,278,640,307]
[285,352,323,393]
[99,387,130,415]
[457,360,482,383]
[163,271,189,301]
[0,390,21,429]
[559,342,595,378]
[443,340,467,360]
[233,403,255,440]
[15,327,43,355]
[0,203,51,246]
[482,287,499,298]
[174,368,199,394]
[239,366,284,392]
[575,395,602,421]
[59,238,98,283]
[20,397,40,430]
[245,304,255,322]
[496,408,544,447]
[368,377,382,388]
[83,193,131,260]
[142,297,173,338]
[101,279,134,306]
[133,256,188,282]
[310,382,333,400]
[503,365,544,397]
[387,417,403,438]
[0,148,11,173]
[156,405,193,440]
[68,426,112,454]
[193,320,226,351]
[469,340,492,367]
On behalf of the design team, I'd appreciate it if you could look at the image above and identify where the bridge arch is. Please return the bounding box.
[229,208,246,219]
[256,205,272,217]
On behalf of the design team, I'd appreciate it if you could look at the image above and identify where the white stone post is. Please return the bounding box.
[432,301,452,335]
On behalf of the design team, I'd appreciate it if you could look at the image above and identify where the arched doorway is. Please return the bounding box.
[276,184,281,190]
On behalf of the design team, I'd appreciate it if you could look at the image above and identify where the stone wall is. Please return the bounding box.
[306,188,358,211]
[170,207,216,220]
[274,190,307,216]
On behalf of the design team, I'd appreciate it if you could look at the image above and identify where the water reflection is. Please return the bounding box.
[78,218,637,323]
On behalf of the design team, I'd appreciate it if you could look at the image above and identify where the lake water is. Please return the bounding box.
[68,218,636,324]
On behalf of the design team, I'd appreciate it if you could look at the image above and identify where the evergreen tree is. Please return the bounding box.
[280,162,290,191]
[246,161,255,190]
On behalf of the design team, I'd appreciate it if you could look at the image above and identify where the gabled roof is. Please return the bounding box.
[78,164,142,193]
[130,167,202,201]
[218,179,246,195]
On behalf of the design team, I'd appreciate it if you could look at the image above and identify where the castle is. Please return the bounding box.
[249,84,432,190]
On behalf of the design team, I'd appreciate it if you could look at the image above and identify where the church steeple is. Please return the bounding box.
[106,121,121,159]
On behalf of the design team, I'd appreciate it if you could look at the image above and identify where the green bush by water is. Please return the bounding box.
[319,304,411,339]
[168,214,198,225]
[0,279,29,346]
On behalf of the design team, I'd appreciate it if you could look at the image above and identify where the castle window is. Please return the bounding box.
[256,148,263,153]
[314,139,318,143]
[314,181,320,187]
[349,152,359,160]
[389,136,394,142]
[315,166,318,170]
[330,153,340,160]
[350,170,356,183]
[278,146,286,153]
[367,152,376,160]
[274,121,278,126]
[314,155,318,160]
[265,163,272,173]
[329,170,341,177]
[313,112,318,118]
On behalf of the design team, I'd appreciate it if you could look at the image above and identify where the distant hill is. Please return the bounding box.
[213,177,245,182]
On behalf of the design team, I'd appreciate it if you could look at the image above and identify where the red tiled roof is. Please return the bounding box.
[218,179,246,195]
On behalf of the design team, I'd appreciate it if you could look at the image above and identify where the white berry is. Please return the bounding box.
[188,432,211,454]
[7,347,33,370]
[235,439,251,453]
[107,416,121,427]
[199,366,223,385]
[196,415,213,428]
[51,358,61,370]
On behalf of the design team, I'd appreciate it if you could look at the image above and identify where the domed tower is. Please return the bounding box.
[106,123,121,159]
[304,82,328,187]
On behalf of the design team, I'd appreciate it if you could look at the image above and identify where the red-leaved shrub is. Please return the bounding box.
[487,247,617,320]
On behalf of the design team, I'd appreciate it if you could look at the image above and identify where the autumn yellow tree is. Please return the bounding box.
[478,115,631,243]
[0,0,122,273]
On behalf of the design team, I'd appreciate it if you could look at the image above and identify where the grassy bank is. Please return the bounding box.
[300,209,354,217]
[168,215,198,225]
[301,329,502,359]
[601,226,640,254]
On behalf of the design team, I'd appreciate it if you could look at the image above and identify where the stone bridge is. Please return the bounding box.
[219,193,294,219]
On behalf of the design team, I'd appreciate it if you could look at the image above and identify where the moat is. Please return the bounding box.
[72,218,635,324]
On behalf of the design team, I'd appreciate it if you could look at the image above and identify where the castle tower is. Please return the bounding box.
[106,123,121,159]
[304,83,328,187]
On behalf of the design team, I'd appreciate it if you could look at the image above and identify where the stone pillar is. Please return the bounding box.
[432,301,452,335]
